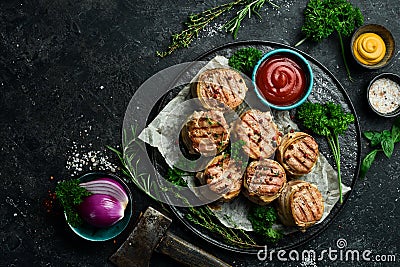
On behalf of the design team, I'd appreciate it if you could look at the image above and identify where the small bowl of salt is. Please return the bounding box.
[367,73,400,117]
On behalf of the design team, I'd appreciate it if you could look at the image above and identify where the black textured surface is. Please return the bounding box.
[1,0,399,266]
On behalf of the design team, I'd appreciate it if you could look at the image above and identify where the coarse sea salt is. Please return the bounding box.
[65,142,119,177]
[369,78,400,114]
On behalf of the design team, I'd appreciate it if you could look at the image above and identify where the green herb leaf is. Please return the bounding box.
[228,47,262,77]
[230,140,247,169]
[166,167,188,187]
[363,131,383,147]
[297,0,364,81]
[157,0,278,57]
[392,117,400,143]
[55,179,91,227]
[381,131,394,158]
[248,205,282,243]
[360,149,379,179]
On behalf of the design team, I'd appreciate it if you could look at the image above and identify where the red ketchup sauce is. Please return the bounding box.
[255,54,307,106]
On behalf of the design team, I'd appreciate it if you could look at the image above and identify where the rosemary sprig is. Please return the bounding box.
[223,0,279,38]
[108,125,258,248]
[107,125,161,201]
[157,0,278,57]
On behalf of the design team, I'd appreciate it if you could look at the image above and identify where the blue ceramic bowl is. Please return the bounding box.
[252,48,313,110]
[66,172,133,241]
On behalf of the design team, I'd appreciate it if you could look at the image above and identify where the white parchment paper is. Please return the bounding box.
[139,56,351,233]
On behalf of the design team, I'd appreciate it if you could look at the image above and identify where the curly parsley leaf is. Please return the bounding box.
[228,47,263,77]
[297,101,354,203]
[248,205,282,243]
[55,179,91,227]
[296,0,364,81]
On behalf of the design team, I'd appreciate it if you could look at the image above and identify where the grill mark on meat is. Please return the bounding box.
[247,112,271,135]
[208,177,231,194]
[190,125,226,137]
[284,137,319,171]
[297,147,315,169]
[215,74,232,104]
[293,203,307,222]
[298,140,318,160]
[302,187,319,220]
[304,138,318,153]
[239,117,263,158]
[195,68,248,110]
[298,192,315,222]
[292,186,323,223]
[286,155,309,173]
[203,82,218,99]
[224,76,239,104]
[202,154,243,201]
[307,186,323,217]
[246,160,286,197]
[278,132,319,176]
[292,190,314,222]
[184,110,229,155]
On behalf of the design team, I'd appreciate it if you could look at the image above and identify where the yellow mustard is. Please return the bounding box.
[353,33,386,65]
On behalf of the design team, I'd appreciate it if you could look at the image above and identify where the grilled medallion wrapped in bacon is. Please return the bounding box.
[181,110,230,156]
[243,159,286,205]
[192,68,248,110]
[276,132,319,177]
[197,154,244,202]
[233,109,281,160]
[277,180,324,231]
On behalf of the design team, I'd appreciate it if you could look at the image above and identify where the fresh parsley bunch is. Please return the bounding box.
[55,179,91,227]
[248,205,282,243]
[296,0,364,81]
[297,101,355,203]
[361,117,400,178]
[228,47,263,77]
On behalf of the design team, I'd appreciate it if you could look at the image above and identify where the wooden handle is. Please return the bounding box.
[155,231,231,267]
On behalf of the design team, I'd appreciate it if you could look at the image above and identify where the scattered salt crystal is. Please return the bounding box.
[65,130,119,176]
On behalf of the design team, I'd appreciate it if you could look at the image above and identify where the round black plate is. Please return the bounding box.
[148,41,361,254]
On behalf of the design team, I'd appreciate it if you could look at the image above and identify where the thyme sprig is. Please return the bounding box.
[157,0,278,57]
[169,171,257,248]
[186,205,257,248]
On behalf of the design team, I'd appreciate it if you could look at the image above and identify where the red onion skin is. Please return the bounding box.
[79,178,129,207]
[78,194,124,228]
[96,178,126,193]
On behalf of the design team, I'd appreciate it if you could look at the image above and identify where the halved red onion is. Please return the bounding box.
[80,178,129,208]
[78,194,124,228]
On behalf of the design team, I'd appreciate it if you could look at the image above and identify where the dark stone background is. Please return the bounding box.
[1,0,399,266]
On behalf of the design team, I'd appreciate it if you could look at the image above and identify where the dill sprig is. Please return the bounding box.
[157,0,278,57]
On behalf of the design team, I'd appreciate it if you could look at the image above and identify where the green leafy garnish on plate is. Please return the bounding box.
[297,101,355,203]
[248,205,282,243]
[228,47,263,77]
